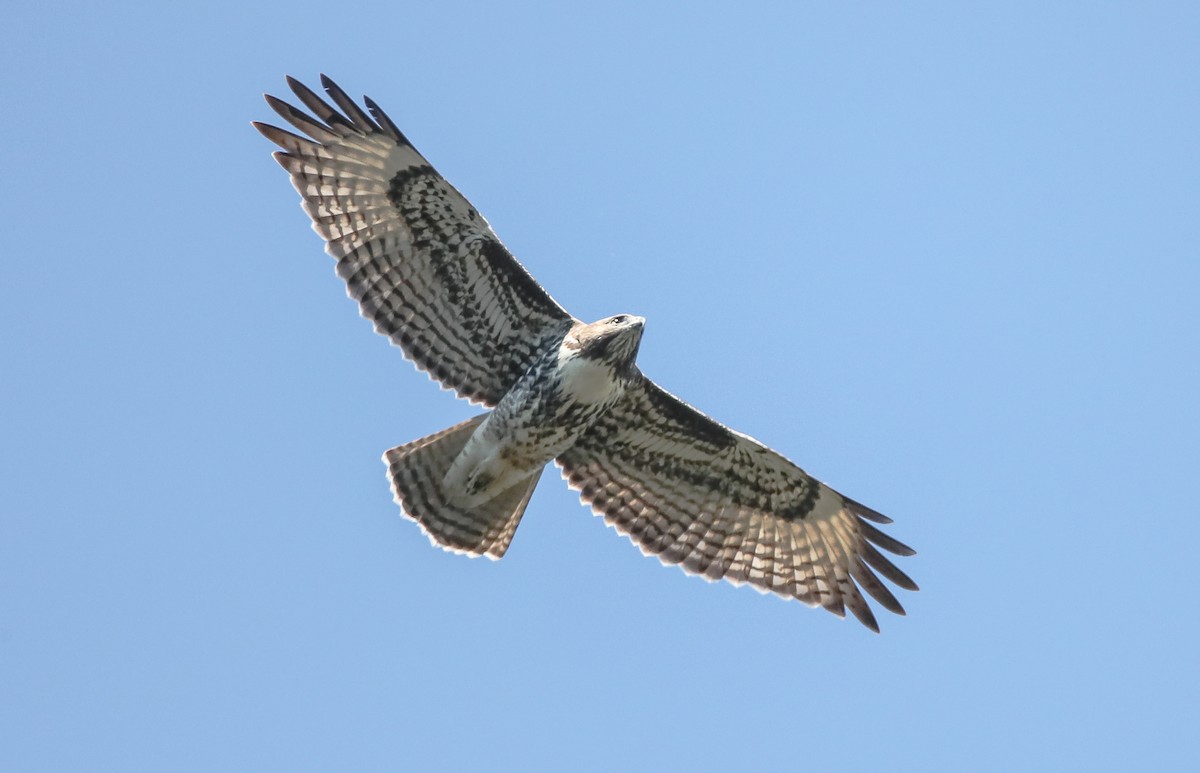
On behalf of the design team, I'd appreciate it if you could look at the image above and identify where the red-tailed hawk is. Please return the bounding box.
[255,75,918,631]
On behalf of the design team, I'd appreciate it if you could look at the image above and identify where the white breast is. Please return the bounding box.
[557,352,619,405]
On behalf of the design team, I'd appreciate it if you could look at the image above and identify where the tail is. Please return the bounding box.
[383,416,543,559]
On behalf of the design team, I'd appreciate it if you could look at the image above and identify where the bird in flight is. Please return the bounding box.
[255,75,917,631]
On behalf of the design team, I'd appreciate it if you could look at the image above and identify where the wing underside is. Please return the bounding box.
[558,379,918,632]
[255,75,575,406]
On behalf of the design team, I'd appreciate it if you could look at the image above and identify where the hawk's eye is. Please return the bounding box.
[609,315,626,325]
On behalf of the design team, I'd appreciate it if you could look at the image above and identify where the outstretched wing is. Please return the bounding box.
[556,379,918,632]
[254,75,575,406]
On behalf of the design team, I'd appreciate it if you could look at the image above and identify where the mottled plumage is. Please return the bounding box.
[255,75,918,631]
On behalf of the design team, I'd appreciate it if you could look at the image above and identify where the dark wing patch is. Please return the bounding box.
[255,75,575,406]
[557,379,917,632]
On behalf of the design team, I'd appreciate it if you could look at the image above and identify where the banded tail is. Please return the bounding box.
[383,416,542,559]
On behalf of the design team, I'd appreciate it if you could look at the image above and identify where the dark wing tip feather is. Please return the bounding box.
[262,93,293,117]
[252,120,315,150]
[284,75,358,135]
[846,591,881,633]
[845,496,893,524]
[319,74,379,134]
[861,542,920,591]
[263,93,340,144]
[821,596,847,619]
[851,559,907,616]
[859,519,916,557]
[363,94,411,145]
[285,75,328,112]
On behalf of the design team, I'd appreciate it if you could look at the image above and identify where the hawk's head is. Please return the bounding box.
[567,314,645,378]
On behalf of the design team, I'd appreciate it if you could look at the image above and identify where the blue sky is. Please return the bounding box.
[3,2,1197,770]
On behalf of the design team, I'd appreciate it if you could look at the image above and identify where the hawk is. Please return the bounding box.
[255,75,918,631]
